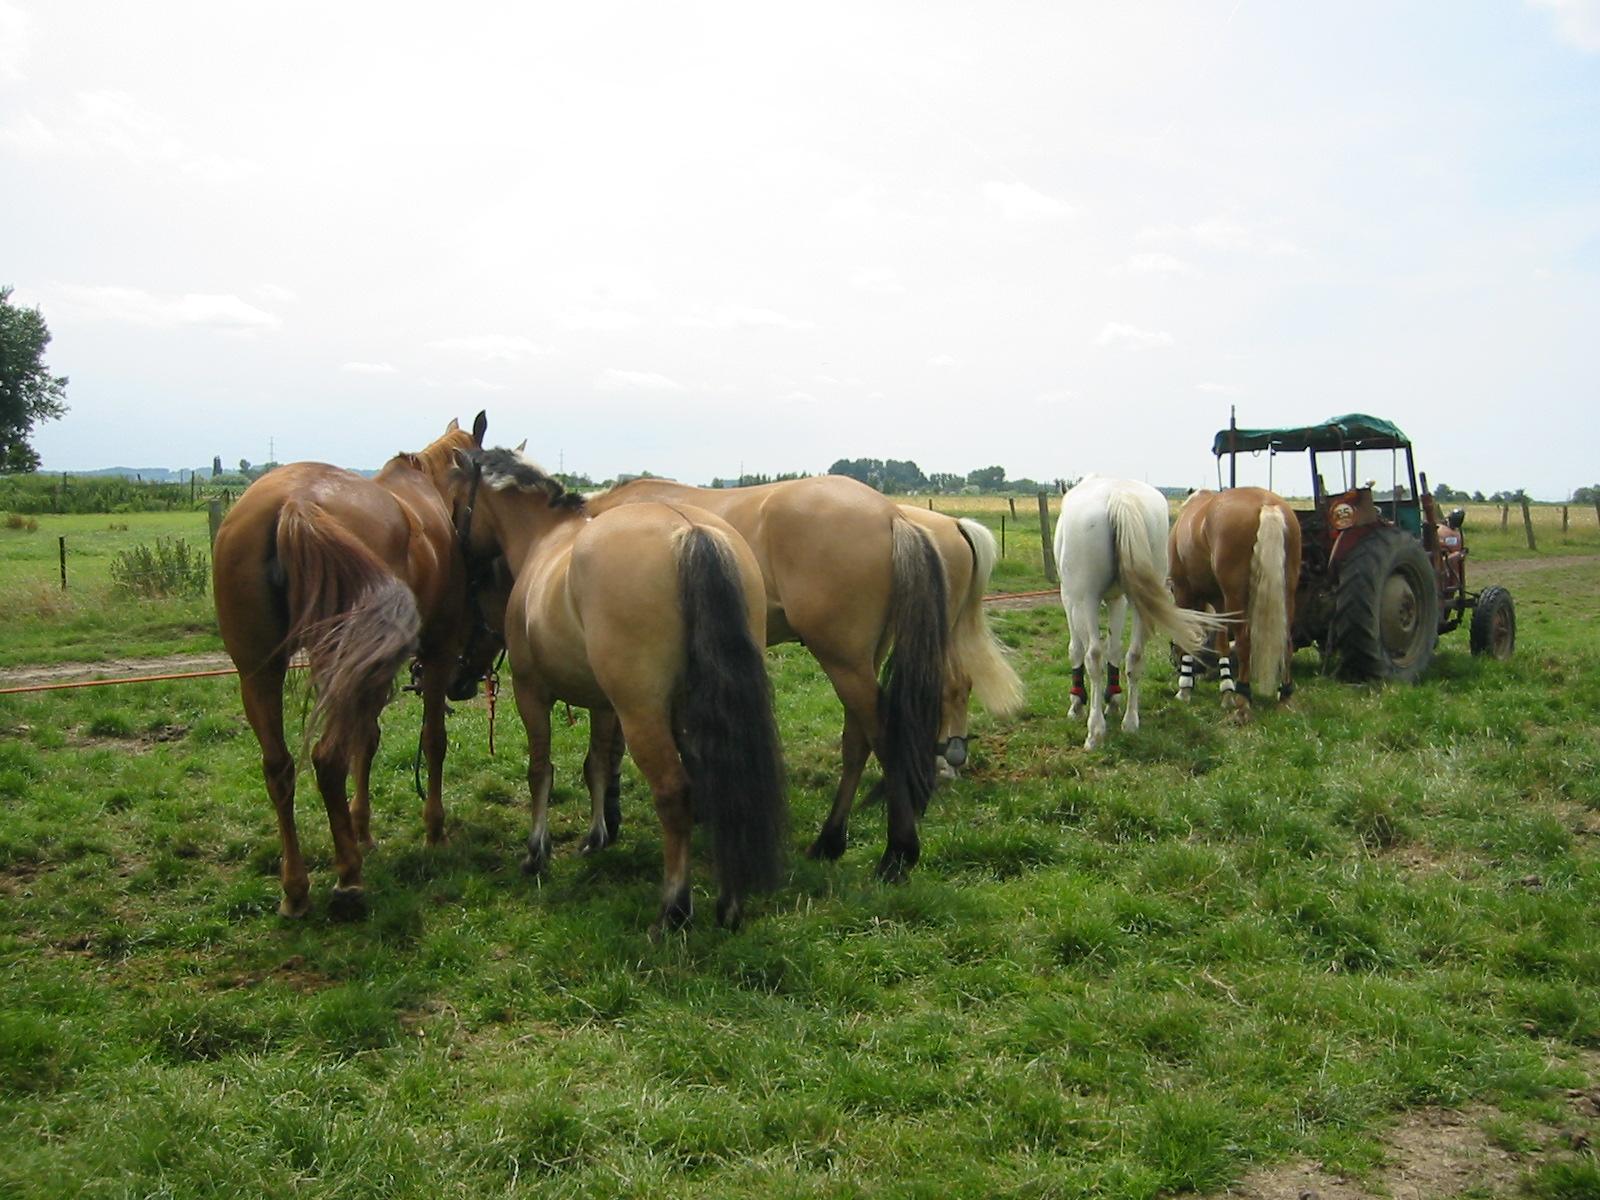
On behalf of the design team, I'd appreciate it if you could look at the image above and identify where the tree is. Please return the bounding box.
[1572,484,1600,505]
[966,465,1007,492]
[0,286,69,473]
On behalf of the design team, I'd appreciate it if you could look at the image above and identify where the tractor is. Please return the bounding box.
[1210,412,1516,683]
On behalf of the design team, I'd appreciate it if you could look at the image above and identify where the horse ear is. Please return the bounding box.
[451,447,475,476]
[446,417,460,433]
[471,411,488,447]
[514,439,527,453]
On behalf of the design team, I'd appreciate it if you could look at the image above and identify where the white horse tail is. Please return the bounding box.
[951,517,1024,717]
[1247,505,1291,696]
[1106,488,1228,656]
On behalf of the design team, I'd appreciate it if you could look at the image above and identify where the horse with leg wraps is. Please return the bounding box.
[1168,487,1301,710]
[1053,476,1229,750]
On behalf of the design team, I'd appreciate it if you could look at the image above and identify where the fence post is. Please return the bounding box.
[1520,496,1536,550]
[1008,496,1016,519]
[59,536,66,590]
[1500,504,1509,532]
[208,498,223,548]
[1562,505,1569,533]
[926,497,932,510]
[1037,491,1058,585]
[1000,514,1006,558]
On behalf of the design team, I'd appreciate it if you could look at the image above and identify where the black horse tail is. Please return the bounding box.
[882,518,950,820]
[673,526,788,919]
[276,499,420,762]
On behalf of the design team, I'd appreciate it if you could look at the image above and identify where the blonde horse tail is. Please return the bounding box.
[951,518,1024,718]
[1247,505,1291,697]
[674,526,789,917]
[1106,488,1227,655]
[883,519,949,827]
[276,499,420,762]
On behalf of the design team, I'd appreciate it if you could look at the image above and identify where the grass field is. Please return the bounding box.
[2,542,1598,1196]
[7,498,1590,672]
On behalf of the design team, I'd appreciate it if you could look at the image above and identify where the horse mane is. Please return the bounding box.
[470,447,586,512]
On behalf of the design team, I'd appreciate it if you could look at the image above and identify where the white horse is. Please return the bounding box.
[1053,476,1230,749]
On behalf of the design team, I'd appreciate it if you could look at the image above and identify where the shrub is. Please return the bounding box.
[3,513,38,531]
[109,538,210,599]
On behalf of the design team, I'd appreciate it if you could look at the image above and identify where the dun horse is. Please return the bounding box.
[1168,487,1301,707]
[587,474,954,880]
[443,446,788,935]
[212,418,493,918]
[897,504,1026,770]
[1053,476,1229,749]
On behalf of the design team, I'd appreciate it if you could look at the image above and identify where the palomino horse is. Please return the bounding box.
[1168,487,1301,707]
[897,504,1026,770]
[442,446,788,935]
[212,417,492,918]
[586,474,949,880]
[1053,476,1229,749]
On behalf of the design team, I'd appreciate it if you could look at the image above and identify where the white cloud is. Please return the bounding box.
[460,377,508,392]
[850,267,906,296]
[982,179,1073,222]
[1,90,262,184]
[428,333,550,361]
[566,309,641,332]
[680,305,814,331]
[0,2,29,80]
[1196,381,1241,395]
[596,368,686,392]
[1120,252,1195,276]
[1095,322,1174,350]
[257,284,297,304]
[928,353,963,368]
[341,361,396,374]
[781,390,819,405]
[1529,0,1600,51]
[1138,218,1301,258]
[57,284,281,330]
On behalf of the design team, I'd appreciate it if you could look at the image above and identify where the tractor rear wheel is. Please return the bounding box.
[1329,528,1438,683]
[1469,585,1516,660]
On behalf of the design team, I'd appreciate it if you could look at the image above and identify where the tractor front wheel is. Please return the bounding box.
[1329,528,1438,683]
[1469,585,1516,660]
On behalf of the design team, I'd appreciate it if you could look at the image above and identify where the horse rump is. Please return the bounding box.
[672,527,789,914]
[276,499,421,761]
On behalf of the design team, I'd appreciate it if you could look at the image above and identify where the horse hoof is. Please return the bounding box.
[1122,717,1140,734]
[1068,699,1084,720]
[328,885,367,921]
[1176,689,1193,703]
[936,757,958,781]
[875,846,918,883]
[579,827,610,856]
[277,894,311,920]
[520,838,551,876]
[650,892,693,940]
[715,893,743,930]
[806,827,846,861]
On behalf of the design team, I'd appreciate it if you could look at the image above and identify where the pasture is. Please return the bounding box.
[2,516,1599,1196]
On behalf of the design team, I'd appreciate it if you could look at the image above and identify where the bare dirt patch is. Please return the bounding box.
[1222,1054,1600,1200]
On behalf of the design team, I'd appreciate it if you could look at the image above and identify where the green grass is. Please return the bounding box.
[1,545,1598,1197]
[0,511,223,667]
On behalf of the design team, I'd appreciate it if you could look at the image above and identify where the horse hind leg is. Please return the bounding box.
[347,715,381,851]
[1068,596,1109,750]
[806,662,878,863]
[311,735,367,919]
[1105,595,1127,710]
[616,708,694,938]
[238,664,308,918]
[580,707,624,854]
[1122,604,1145,735]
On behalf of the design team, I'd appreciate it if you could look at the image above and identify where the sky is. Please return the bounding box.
[2,1,1598,498]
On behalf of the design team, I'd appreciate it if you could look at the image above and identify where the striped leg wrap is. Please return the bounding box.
[1070,665,1087,700]
[1106,664,1121,700]
[1178,654,1196,691]
[1218,656,1236,694]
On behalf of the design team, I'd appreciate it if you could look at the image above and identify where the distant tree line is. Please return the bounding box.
[825,457,1063,495]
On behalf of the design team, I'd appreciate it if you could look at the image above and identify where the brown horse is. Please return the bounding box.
[1168,487,1301,707]
[440,446,788,935]
[586,474,949,880]
[897,504,1025,769]
[212,417,492,918]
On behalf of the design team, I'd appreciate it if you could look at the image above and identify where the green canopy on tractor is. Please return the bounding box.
[1212,413,1411,457]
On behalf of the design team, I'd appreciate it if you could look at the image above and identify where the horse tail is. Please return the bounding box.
[276,499,420,761]
[674,526,788,901]
[1247,505,1291,696]
[950,518,1024,717]
[1106,487,1227,655]
[882,519,950,818]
